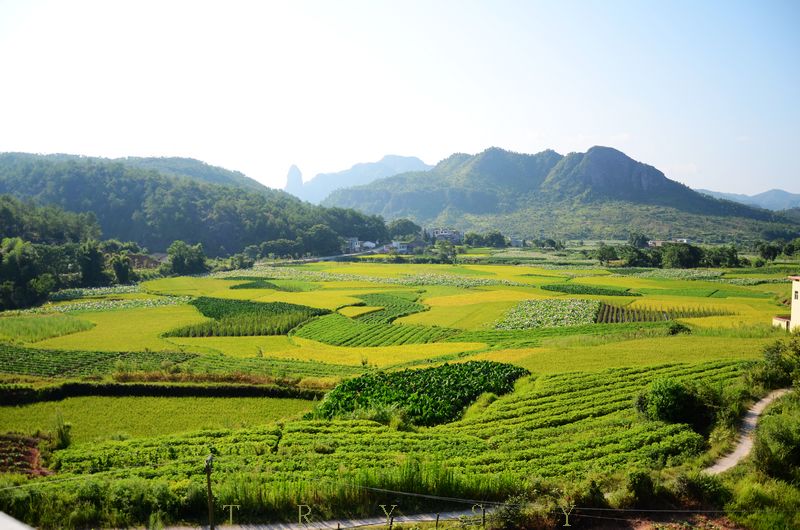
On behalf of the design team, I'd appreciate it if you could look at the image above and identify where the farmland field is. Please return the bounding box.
[1,259,797,528]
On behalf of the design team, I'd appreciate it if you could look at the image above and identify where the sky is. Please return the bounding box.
[0,0,798,193]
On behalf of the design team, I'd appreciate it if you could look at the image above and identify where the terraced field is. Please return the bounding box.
[0,260,795,528]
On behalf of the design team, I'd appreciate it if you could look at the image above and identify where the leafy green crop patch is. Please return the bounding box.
[541,283,640,296]
[163,297,329,337]
[495,298,601,329]
[311,361,529,425]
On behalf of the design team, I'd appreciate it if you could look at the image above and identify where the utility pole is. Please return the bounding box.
[205,455,215,530]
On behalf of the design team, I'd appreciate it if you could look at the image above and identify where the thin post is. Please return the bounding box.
[205,455,215,530]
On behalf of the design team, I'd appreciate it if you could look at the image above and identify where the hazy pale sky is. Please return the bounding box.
[0,0,797,193]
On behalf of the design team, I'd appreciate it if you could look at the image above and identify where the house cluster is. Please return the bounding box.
[344,228,467,255]
[772,276,800,332]
[431,228,463,244]
[647,238,691,247]
[343,237,378,254]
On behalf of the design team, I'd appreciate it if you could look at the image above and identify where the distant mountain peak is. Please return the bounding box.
[283,155,432,204]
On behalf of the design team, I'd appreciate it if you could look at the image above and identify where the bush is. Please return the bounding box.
[746,337,800,390]
[636,377,716,434]
[667,321,691,335]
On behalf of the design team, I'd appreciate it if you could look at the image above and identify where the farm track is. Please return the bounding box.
[704,388,792,475]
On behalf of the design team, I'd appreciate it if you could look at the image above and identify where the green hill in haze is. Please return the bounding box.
[324,146,799,241]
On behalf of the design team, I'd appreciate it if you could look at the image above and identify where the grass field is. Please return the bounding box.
[0,396,313,444]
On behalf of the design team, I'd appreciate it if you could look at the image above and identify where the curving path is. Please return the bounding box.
[704,388,792,475]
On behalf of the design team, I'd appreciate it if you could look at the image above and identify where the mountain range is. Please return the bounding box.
[284,155,432,204]
[697,188,800,211]
[323,146,800,241]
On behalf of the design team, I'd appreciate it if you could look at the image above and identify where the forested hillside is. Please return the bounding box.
[325,146,800,241]
[0,154,387,256]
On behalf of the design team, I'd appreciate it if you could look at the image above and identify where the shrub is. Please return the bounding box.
[636,377,716,434]
[667,321,691,335]
[753,393,800,483]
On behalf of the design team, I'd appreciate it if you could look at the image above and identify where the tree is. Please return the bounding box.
[596,243,618,265]
[109,252,134,284]
[387,218,421,239]
[167,240,208,275]
[661,243,703,268]
[78,240,108,286]
[464,232,485,246]
[0,237,54,309]
[484,231,507,248]
[756,241,782,261]
[300,224,341,256]
[434,240,456,264]
[627,232,650,249]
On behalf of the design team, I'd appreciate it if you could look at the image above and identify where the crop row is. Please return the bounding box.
[0,343,197,377]
[7,360,747,527]
[540,283,640,296]
[12,296,191,315]
[184,353,364,379]
[596,303,732,323]
[39,361,742,480]
[293,314,457,347]
[353,292,426,324]
[215,265,527,288]
[164,297,329,337]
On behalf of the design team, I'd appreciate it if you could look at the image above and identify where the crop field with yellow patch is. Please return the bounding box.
[2,259,799,528]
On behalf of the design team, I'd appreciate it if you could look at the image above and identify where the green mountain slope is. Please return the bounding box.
[0,153,267,192]
[324,146,799,240]
[0,153,387,255]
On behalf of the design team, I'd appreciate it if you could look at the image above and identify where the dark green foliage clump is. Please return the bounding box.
[312,361,529,426]
[541,283,640,296]
[636,377,717,434]
[164,297,329,337]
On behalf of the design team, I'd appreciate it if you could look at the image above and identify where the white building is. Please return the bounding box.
[773,276,800,331]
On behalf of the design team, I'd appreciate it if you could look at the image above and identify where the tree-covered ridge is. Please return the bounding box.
[0,195,100,244]
[324,146,800,241]
[0,153,388,256]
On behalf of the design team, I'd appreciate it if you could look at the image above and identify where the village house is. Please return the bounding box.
[432,228,463,244]
[772,276,800,331]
